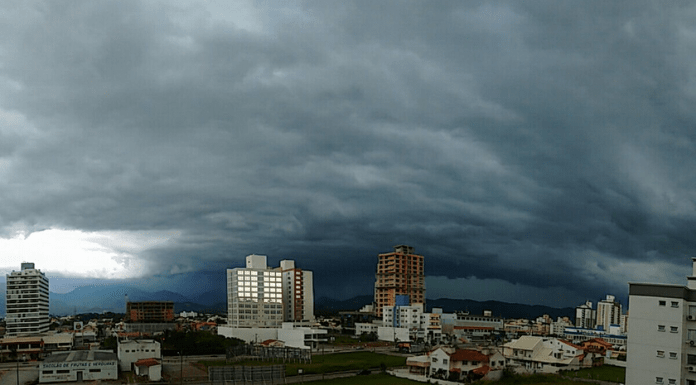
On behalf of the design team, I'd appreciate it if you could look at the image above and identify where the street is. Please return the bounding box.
[0,365,38,385]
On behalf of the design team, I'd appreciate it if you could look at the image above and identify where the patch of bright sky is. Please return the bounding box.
[0,228,180,282]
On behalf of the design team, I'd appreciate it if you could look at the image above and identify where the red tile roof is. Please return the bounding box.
[134,358,160,367]
[583,338,613,347]
[472,365,491,375]
[450,349,489,362]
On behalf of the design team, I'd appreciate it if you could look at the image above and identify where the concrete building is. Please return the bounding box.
[117,339,161,371]
[377,326,409,342]
[227,255,283,328]
[596,294,622,330]
[6,263,50,336]
[126,301,174,322]
[355,323,379,336]
[626,258,696,385]
[419,311,443,344]
[383,297,423,330]
[575,301,596,329]
[39,350,118,383]
[280,260,314,323]
[277,322,327,349]
[374,245,425,318]
[0,336,44,360]
[42,333,74,352]
[134,358,162,381]
[562,326,627,347]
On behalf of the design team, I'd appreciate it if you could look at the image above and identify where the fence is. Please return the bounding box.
[209,365,285,385]
[226,345,312,364]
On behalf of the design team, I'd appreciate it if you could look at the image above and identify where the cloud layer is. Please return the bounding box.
[2,1,696,307]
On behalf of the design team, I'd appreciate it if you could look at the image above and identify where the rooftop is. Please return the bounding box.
[44,350,117,363]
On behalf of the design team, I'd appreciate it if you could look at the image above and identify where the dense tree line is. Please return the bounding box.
[157,330,243,356]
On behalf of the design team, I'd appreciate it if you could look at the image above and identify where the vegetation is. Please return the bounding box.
[301,373,423,385]
[159,330,244,356]
[102,336,118,352]
[359,332,378,342]
[476,369,616,385]
[560,365,626,383]
[200,351,406,376]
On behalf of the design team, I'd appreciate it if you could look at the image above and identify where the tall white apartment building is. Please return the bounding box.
[626,258,696,385]
[6,262,50,336]
[596,294,622,330]
[383,303,423,330]
[575,301,596,329]
[279,260,314,323]
[227,255,283,328]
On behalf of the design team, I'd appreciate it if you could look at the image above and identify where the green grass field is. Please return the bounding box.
[560,365,625,383]
[305,373,422,385]
[480,372,598,385]
[200,351,407,376]
[300,372,597,385]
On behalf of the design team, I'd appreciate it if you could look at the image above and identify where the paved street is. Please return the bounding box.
[0,366,38,385]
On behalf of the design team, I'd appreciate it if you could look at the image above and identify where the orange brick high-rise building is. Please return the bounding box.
[374,245,425,318]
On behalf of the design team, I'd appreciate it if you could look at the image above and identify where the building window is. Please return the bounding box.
[658,325,666,332]
[656,377,663,384]
[672,301,680,308]
[42,371,53,375]
[657,350,665,357]
[670,352,677,359]
[56,370,69,374]
[668,380,676,385]
[671,326,678,333]
[659,301,666,306]
[688,354,696,365]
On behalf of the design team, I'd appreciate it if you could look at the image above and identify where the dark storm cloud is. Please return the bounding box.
[1,0,696,306]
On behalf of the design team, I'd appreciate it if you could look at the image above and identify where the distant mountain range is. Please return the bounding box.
[0,285,575,320]
[316,295,576,320]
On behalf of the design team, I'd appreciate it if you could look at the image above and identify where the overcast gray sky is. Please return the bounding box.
[1,0,695,307]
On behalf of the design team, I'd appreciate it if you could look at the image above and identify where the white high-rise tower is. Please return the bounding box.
[6,262,50,336]
[226,255,283,328]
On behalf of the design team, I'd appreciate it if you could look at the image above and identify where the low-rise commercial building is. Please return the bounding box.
[39,350,118,383]
[117,339,161,371]
[134,358,162,381]
[42,333,74,352]
[277,323,327,349]
[0,336,44,360]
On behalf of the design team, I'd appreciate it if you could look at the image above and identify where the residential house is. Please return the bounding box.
[503,335,591,374]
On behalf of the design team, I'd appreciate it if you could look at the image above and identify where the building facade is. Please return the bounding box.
[117,339,161,371]
[227,255,283,328]
[39,351,118,383]
[126,301,174,322]
[626,258,696,385]
[6,263,50,336]
[596,294,622,330]
[279,260,314,323]
[374,245,425,318]
[575,301,596,329]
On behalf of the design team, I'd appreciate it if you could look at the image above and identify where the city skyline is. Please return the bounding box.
[1,1,695,308]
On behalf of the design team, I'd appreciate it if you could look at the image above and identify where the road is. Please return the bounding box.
[0,366,38,385]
